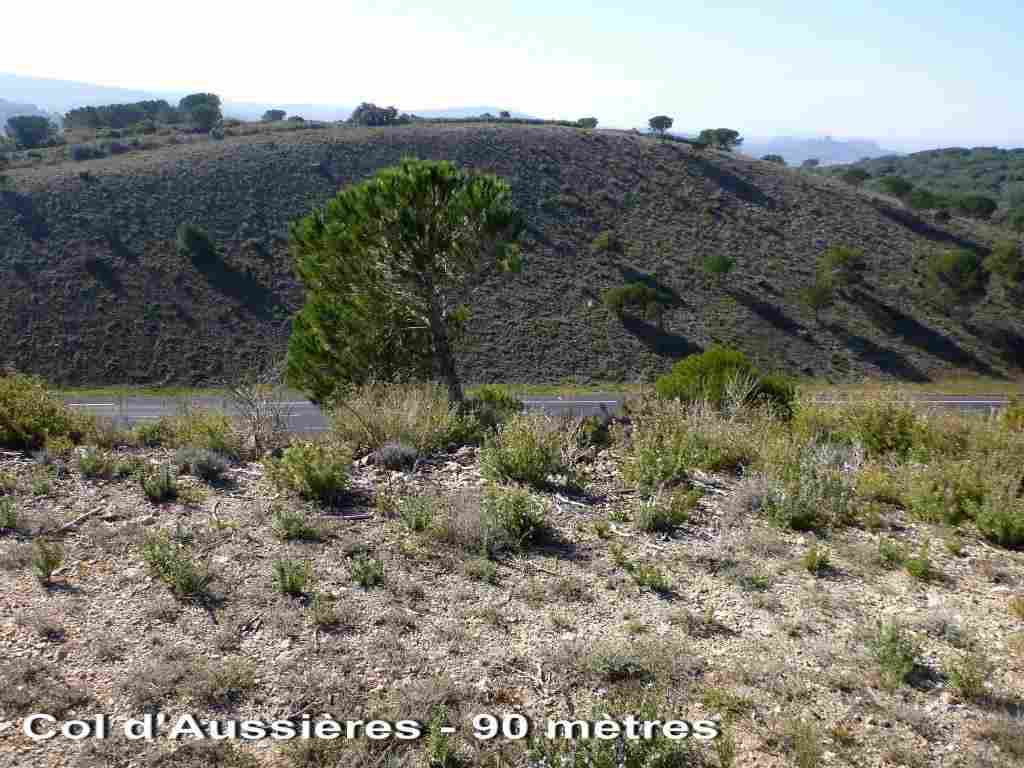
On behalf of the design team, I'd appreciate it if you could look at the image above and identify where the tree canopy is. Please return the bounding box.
[5,115,56,148]
[262,109,286,122]
[648,115,673,135]
[348,103,412,127]
[761,154,786,165]
[697,128,743,150]
[286,158,523,405]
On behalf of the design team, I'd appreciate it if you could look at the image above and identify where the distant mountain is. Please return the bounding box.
[409,107,533,119]
[740,136,896,166]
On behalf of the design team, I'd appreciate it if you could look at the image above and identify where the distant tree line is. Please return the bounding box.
[63,93,222,134]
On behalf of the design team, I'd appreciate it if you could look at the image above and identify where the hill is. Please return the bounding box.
[1,122,1022,387]
[838,147,1024,213]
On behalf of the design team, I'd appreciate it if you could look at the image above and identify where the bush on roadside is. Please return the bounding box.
[654,346,795,417]
[974,480,1024,548]
[77,448,116,480]
[133,408,241,457]
[480,412,566,487]
[463,384,524,431]
[141,532,212,600]
[906,460,986,526]
[635,487,701,533]
[264,439,351,505]
[0,373,87,450]
[763,444,856,532]
[330,382,479,455]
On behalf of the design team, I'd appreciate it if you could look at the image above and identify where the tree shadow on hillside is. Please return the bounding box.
[871,203,990,254]
[621,315,701,358]
[852,288,999,376]
[687,156,776,208]
[191,258,283,320]
[728,287,809,340]
[1,190,49,240]
[83,257,123,294]
[825,323,929,381]
[964,321,1024,370]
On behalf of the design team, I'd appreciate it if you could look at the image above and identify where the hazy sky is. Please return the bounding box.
[3,1,1021,146]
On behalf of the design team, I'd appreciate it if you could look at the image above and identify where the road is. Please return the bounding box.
[62,392,1016,432]
[62,394,626,432]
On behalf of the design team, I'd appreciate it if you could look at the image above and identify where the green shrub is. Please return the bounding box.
[590,230,622,253]
[871,621,919,690]
[480,484,547,551]
[464,384,523,431]
[0,374,83,450]
[480,412,565,487]
[398,495,435,532]
[135,408,241,457]
[141,532,211,600]
[654,346,795,416]
[270,509,322,541]
[926,248,987,300]
[350,555,384,588]
[0,497,18,532]
[702,253,735,279]
[140,464,179,503]
[77,448,116,479]
[631,563,672,594]
[31,540,63,583]
[984,240,1023,285]
[955,194,998,220]
[264,440,350,505]
[176,222,219,264]
[974,482,1024,548]
[635,487,701,533]
[174,447,229,482]
[906,461,985,526]
[946,651,992,702]
[904,538,935,582]
[801,544,830,575]
[877,538,906,569]
[272,559,311,596]
[601,282,669,318]
[764,447,855,532]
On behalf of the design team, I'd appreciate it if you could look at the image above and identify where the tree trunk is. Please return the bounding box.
[427,292,464,404]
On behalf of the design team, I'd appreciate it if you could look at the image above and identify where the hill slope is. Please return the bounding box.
[1,123,1021,386]
[840,147,1024,211]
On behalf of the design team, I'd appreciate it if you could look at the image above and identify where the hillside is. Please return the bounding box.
[839,148,1024,213]
[1,122,1022,387]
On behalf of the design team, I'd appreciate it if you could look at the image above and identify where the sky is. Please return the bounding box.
[2,0,1021,148]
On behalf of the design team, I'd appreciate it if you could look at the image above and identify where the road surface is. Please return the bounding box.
[62,392,1016,433]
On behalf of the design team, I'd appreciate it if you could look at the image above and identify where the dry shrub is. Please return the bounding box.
[330,382,477,455]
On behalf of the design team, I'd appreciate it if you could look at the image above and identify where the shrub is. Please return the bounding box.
[601,282,668,318]
[136,408,241,456]
[0,497,18,532]
[464,384,523,431]
[31,540,63,583]
[871,620,919,690]
[762,154,786,165]
[330,382,478,454]
[635,487,701,533]
[174,447,229,482]
[70,143,105,161]
[271,509,322,541]
[272,559,311,596]
[654,346,795,416]
[0,373,82,450]
[480,412,565,487]
[590,230,621,253]
[370,441,419,470]
[906,460,985,525]
[974,481,1024,548]
[141,532,212,600]
[462,557,498,584]
[763,445,856,532]
[631,563,672,594]
[577,117,598,129]
[5,115,55,148]
[175,222,218,264]
[879,176,913,198]
[877,538,906,569]
[77,448,116,479]
[264,440,350,505]
[984,240,1024,286]
[955,194,998,220]
[702,253,735,279]
[945,651,992,702]
[350,555,384,588]
[904,538,935,582]
[926,248,987,300]
[140,464,178,503]
[801,544,830,575]
[480,484,547,552]
[398,495,435,532]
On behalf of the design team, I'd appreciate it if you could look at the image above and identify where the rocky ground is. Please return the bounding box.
[1,434,1022,768]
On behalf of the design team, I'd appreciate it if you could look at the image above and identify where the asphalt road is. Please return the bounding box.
[62,392,1016,433]
[62,394,625,432]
